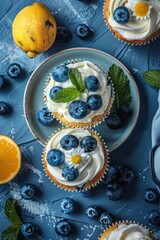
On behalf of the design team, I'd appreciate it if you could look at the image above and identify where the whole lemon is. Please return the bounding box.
[12,2,57,58]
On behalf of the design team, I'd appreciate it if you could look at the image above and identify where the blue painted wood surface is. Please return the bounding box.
[0,0,160,239]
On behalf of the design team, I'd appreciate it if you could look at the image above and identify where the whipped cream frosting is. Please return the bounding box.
[104,224,152,240]
[108,0,160,41]
[45,128,105,187]
[45,61,112,123]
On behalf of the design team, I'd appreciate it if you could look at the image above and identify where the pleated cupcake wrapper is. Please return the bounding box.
[43,58,115,129]
[98,220,155,240]
[103,1,160,46]
[41,127,110,192]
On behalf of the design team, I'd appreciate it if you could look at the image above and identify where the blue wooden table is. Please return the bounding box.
[0,0,160,239]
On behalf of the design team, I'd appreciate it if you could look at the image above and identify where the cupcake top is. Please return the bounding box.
[107,0,160,41]
[44,61,112,123]
[104,223,152,240]
[44,128,107,188]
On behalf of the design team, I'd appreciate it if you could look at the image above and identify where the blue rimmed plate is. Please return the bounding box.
[24,48,140,152]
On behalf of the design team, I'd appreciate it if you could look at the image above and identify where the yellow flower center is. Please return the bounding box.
[71,155,82,164]
[134,2,149,17]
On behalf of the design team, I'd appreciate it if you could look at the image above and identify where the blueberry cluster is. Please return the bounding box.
[46,134,97,181]
[101,165,135,201]
[51,66,103,119]
[0,63,22,116]
[106,106,132,130]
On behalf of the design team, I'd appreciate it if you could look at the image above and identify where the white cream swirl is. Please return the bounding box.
[45,128,105,187]
[108,0,160,41]
[45,61,112,123]
[104,224,152,240]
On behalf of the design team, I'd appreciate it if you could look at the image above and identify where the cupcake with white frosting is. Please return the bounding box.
[99,221,155,240]
[103,0,160,45]
[42,128,109,191]
[44,60,113,128]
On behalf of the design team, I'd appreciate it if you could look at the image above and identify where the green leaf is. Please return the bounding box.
[4,198,22,225]
[143,70,160,89]
[1,225,21,240]
[108,64,132,111]
[53,87,81,103]
[69,68,85,92]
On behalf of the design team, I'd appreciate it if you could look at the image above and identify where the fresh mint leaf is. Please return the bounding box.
[4,198,22,225]
[53,87,81,103]
[143,70,160,89]
[1,225,21,240]
[108,64,132,111]
[69,68,85,92]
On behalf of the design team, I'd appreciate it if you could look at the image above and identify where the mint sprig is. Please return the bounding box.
[53,68,85,103]
[108,64,132,111]
[53,87,81,103]
[69,68,85,92]
[143,70,160,89]
[1,198,22,240]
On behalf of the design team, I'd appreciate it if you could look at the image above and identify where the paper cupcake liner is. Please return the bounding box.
[41,127,110,192]
[98,220,156,240]
[43,58,115,129]
[103,0,160,46]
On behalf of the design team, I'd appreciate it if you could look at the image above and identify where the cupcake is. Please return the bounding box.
[103,0,160,45]
[99,221,155,240]
[42,128,109,191]
[44,60,113,128]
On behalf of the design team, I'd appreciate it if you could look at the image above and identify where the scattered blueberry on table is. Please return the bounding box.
[55,220,72,236]
[56,26,72,42]
[7,63,22,78]
[148,209,160,225]
[106,113,122,129]
[106,183,124,201]
[75,24,93,39]
[86,205,100,219]
[0,101,10,115]
[144,188,159,203]
[37,108,55,126]
[20,183,37,200]
[99,212,115,228]
[61,198,76,214]
[21,223,36,237]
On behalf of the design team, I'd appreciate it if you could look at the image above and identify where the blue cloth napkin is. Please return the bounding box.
[152,92,160,147]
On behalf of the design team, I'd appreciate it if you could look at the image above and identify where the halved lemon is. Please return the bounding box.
[0,135,21,184]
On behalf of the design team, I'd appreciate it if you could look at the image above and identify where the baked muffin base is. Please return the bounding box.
[42,129,109,191]
[103,0,160,45]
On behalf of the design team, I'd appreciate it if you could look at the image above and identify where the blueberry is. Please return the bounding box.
[102,166,118,186]
[61,198,75,214]
[118,105,132,119]
[106,183,123,201]
[118,167,135,186]
[149,210,160,225]
[52,66,69,82]
[21,223,35,237]
[60,135,79,150]
[106,113,122,129]
[113,6,130,24]
[100,212,115,228]
[86,205,100,219]
[87,94,102,110]
[153,228,160,240]
[81,188,93,197]
[69,100,89,119]
[0,101,9,115]
[56,26,72,42]
[20,183,36,200]
[62,165,79,181]
[46,149,65,166]
[37,108,55,126]
[81,136,97,152]
[0,75,4,89]
[85,76,100,92]
[7,63,22,78]
[75,24,93,39]
[144,188,159,203]
[49,86,63,99]
[55,220,72,236]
